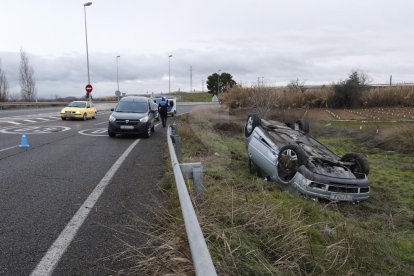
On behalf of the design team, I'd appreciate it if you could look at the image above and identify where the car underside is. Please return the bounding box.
[245,114,370,202]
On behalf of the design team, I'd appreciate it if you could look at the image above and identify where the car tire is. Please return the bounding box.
[341,153,370,175]
[61,117,66,120]
[143,125,151,138]
[83,113,87,121]
[93,112,97,119]
[277,144,307,184]
[245,114,261,137]
[108,130,116,138]
[294,119,310,134]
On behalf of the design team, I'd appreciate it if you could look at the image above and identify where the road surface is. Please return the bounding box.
[0,102,208,275]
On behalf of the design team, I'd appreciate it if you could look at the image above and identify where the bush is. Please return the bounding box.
[329,71,369,108]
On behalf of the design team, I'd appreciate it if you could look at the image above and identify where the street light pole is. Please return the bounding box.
[116,55,120,92]
[83,2,92,88]
[217,69,221,94]
[168,54,173,93]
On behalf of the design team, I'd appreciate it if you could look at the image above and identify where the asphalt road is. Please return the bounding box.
[0,102,208,275]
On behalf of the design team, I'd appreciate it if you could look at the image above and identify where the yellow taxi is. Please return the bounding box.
[60,101,97,120]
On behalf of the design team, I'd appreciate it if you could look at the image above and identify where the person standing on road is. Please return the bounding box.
[158,96,168,127]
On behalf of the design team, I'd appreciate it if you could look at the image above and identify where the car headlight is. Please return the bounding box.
[60,109,65,114]
[75,110,81,114]
[109,115,116,122]
[140,116,149,123]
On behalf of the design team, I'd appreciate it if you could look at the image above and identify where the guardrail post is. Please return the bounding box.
[180,163,204,202]
[192,165,204,202]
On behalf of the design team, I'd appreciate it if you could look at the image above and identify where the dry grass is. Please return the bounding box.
[221,85,414,111]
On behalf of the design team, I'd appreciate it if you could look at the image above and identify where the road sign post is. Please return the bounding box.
[85,84,93,99]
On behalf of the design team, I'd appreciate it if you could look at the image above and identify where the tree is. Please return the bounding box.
[0,60,9,102]
[207,72,237,95]
[19,48,37,102]
[331,71,369,108]
[288,78,306,93]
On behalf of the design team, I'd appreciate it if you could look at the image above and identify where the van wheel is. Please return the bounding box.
[143,125,151,138]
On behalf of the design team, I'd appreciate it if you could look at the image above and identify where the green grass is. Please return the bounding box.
[171,92,213,102]
[169,109,414,275]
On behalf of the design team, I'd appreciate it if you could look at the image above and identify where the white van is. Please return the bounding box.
[153,96,177,116]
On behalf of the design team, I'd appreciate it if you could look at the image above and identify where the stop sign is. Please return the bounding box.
[85,84,93,93]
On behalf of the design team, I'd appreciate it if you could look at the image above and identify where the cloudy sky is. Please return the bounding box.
[0,0,413,99]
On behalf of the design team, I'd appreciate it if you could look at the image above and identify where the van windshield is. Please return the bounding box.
[115,101,148,113]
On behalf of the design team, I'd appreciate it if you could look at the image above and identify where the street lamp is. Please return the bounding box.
[83,2,92,97]
[217,69,221,94]
[116,55,120,92]
[168,54,173,93]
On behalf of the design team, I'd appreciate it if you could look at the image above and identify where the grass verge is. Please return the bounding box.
[170,106,414,275]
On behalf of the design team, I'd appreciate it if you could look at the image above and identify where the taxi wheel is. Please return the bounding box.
[92,112,97,119]
[61,117,66,120]
[83,113,87,121]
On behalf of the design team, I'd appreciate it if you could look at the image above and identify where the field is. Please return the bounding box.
[114,104,413,275]
[162,105,413,275]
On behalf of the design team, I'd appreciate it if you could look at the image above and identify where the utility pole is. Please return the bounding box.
[390,75,392,86]
[202,79,204,92]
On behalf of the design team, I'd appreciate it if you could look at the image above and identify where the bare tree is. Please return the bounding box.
[288,78,307,93]
[19,48,37,102]
[0,60,9,102]
[251,87,280,118]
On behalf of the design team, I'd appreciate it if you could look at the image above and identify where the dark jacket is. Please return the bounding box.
[158,100,168,114]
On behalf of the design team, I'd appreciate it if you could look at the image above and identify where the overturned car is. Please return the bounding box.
[245,114,370,202]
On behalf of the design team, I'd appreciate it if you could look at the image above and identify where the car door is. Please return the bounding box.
[248,128,278,179]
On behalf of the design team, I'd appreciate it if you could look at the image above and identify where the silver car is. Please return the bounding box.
[245,114,370,202]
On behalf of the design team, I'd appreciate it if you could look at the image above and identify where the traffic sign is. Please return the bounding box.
[115,90,121,97]
[85,84,93,93]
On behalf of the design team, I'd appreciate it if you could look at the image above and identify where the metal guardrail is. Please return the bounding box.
[167,124,217,276]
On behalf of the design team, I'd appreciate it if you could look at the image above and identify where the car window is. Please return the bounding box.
[115,101,148,113]
[68,102,86,108]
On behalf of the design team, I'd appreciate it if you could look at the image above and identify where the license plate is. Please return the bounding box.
[120,125,134,130]
[330,194,353,201]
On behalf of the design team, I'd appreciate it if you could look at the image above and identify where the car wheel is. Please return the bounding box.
[143,125,151,138]
[294,119,310,134]
[108,130,116,138]
[341,153,370,175]
[83,113,87,121]
[277,144,307,184]
[61,117,66,120]
[245,114,261,137]
[93,112,97,119]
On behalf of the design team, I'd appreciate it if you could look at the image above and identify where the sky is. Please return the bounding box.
[0,0,413,99]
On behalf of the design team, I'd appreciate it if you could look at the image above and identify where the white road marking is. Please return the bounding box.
[0,145,18,152]
[3,121,21,125]
[23,120,37,123]
[30,138,141,276]
[78,128,108,136]
[93,121,108,126]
